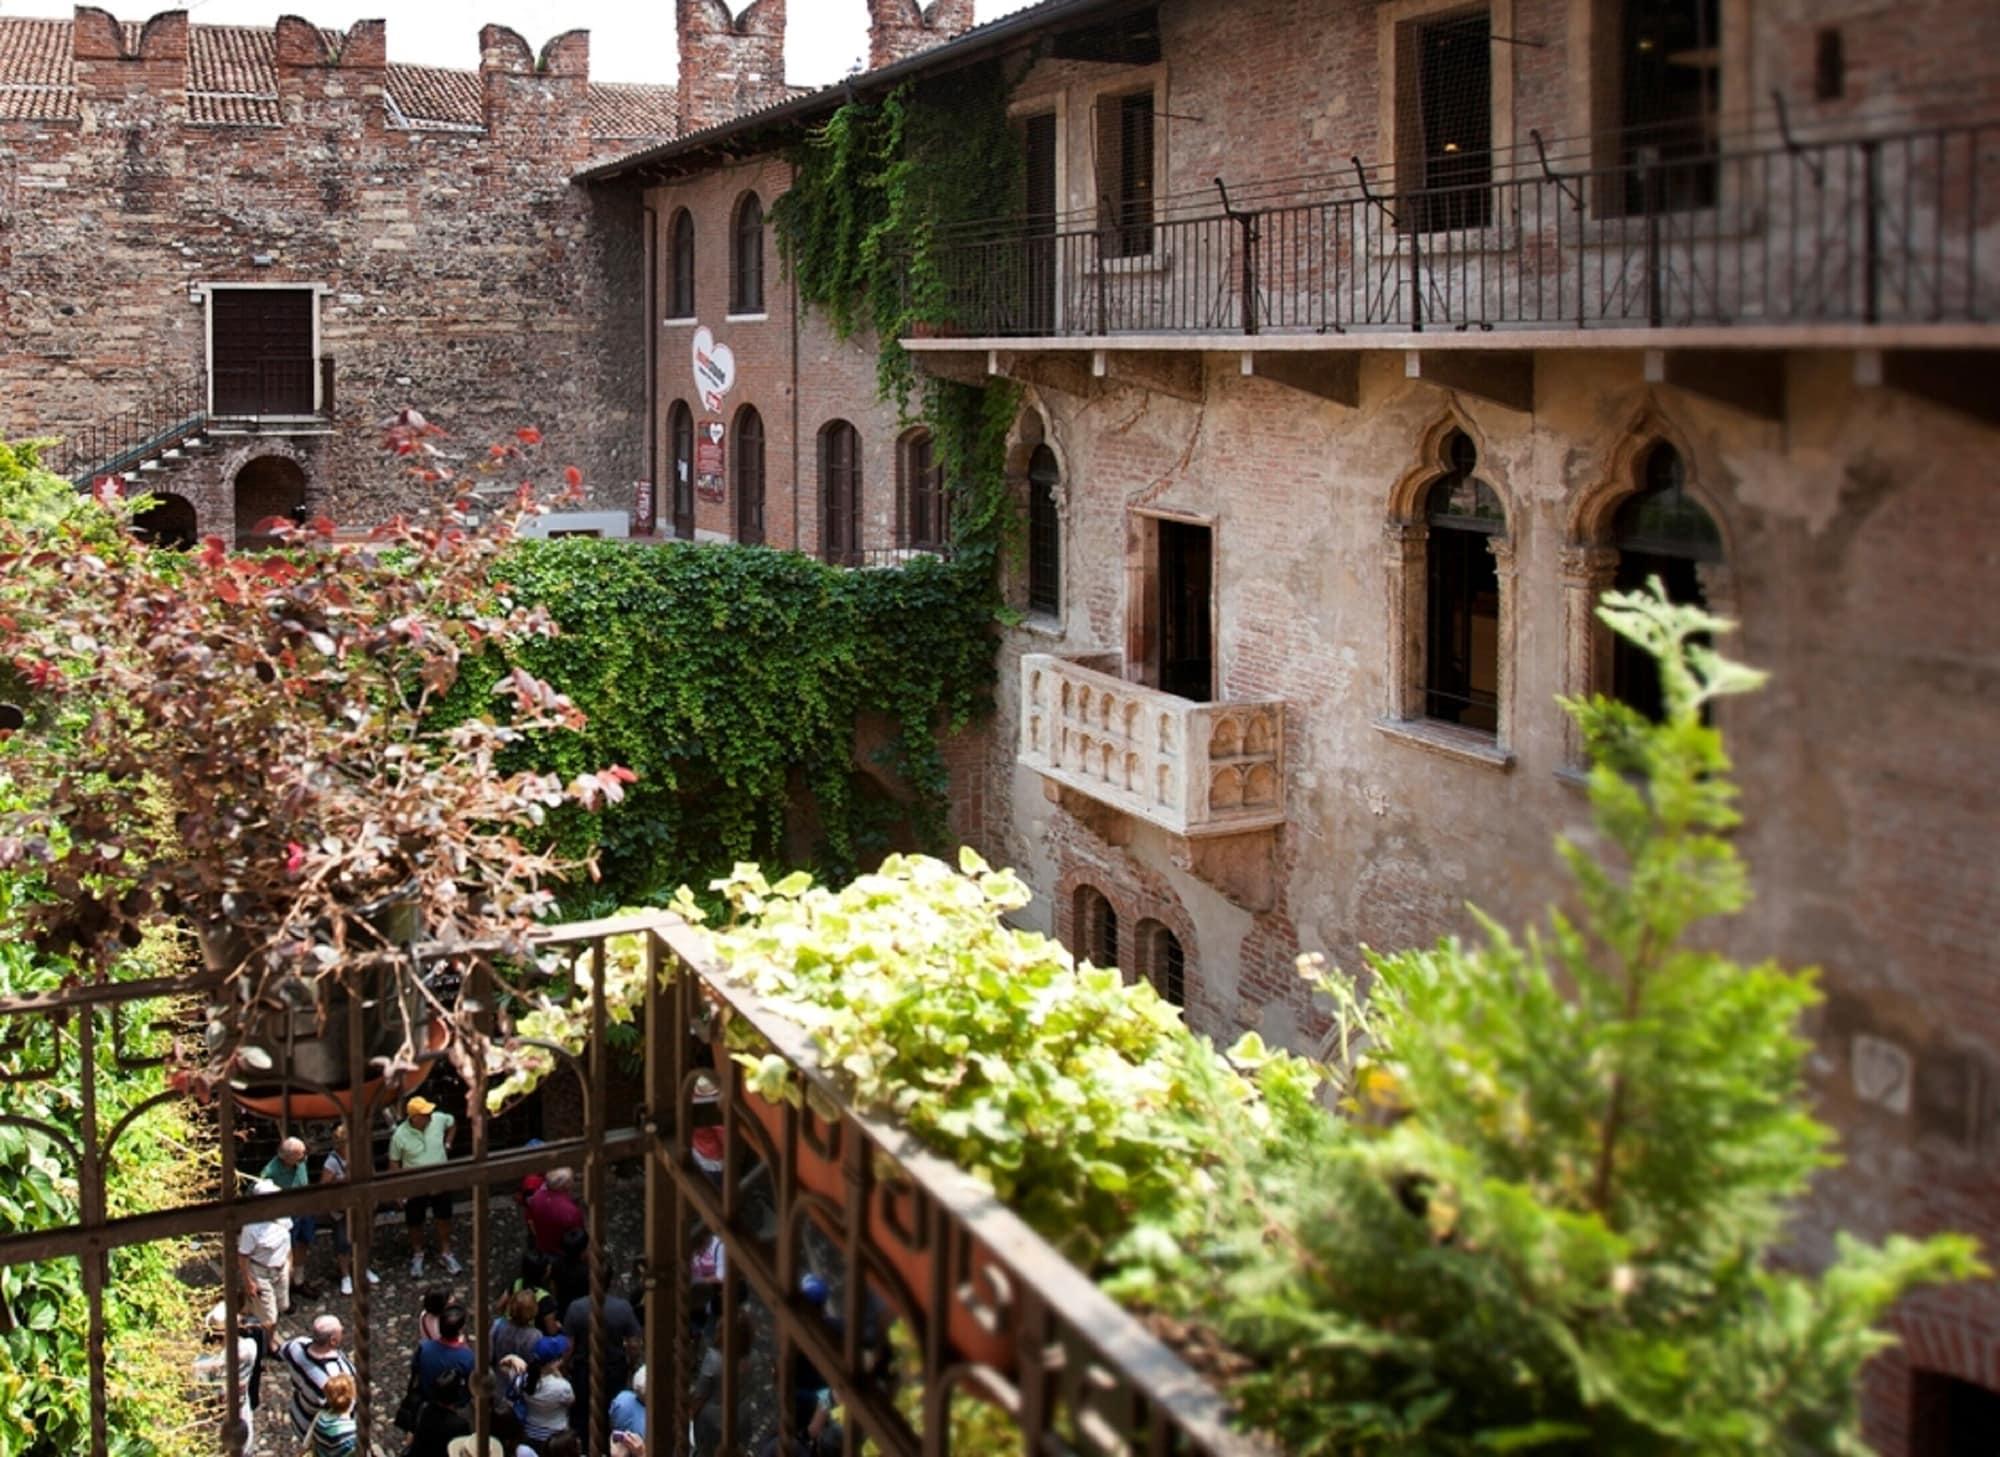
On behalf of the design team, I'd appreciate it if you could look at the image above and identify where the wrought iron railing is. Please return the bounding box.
[830,544,960,570]
[48,377,209,488]
[921,115,2000,339]
[0,911,1253,1457]
[50,357,337,489]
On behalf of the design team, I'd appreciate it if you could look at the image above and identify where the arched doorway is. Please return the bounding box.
[233,456,307,547]
[132,492,198,550]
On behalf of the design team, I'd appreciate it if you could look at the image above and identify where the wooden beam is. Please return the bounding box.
[1240,351,1360,407]
[1644,348,1786,420]
[1405,350,1534,412]
[1856,349,2000,428]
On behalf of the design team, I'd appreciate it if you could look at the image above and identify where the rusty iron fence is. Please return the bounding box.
[925,115,2000,339]
[0,912,1253,1456]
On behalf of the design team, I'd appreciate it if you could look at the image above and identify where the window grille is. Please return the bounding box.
[1137,920,1187,1007]
[1424,431,1505,732]
[1027,445,1062,617]
[1404,9,1493,232]
[670,208,696,318]
[731,193,765,314]
[1075,885,1119,971]
[734,405,765,545]
[1096,90,1155,259]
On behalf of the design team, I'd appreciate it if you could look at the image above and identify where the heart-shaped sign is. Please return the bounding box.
[692,327,736,412]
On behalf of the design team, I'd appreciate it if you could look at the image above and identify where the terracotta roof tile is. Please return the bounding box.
[588,82,677,141]
[0,15,677,142]
[0,17,73,89]
[386,64,484,130]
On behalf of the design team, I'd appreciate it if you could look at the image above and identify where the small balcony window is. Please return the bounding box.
[898,429,950,552]
[1096,89,1155,260]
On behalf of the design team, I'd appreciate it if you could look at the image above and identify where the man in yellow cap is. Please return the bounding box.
[388,1095,461,1277]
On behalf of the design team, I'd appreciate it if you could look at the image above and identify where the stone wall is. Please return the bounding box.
[0,11,658,537]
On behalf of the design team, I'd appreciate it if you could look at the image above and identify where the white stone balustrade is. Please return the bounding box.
[1019,653,1286,837]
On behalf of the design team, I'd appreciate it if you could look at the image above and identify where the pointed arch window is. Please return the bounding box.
[669,208,696,319]
[1027,444,1061,618]
[1424,431,1507,733]
[733,405,765,545]
[731,192,765,315]
[1610,441,1721,720]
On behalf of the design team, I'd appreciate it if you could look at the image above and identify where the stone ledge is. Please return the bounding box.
[1372,716,1515,771]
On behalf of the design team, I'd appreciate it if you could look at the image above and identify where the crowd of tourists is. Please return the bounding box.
[193,1095,652,1457]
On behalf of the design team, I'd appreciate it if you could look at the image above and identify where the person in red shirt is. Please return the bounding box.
[524,1167,584,1256]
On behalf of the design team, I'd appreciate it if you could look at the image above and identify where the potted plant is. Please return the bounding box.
[0,420,637,1110]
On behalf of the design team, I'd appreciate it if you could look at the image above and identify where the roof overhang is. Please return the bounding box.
[574,0,1157,186]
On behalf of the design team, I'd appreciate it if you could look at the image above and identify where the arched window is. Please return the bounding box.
[669,208,696,319]
[820,420,861,565]
[1073,885,1118,972]
[668,400,695,540]
[1424,431,1506,733]
[731,193,765,315]
[733,405,765,545]
[1135,919,1186,1007]
[1611,442,1721,721]
[898,429,949,552]
[1027,444,1061,617]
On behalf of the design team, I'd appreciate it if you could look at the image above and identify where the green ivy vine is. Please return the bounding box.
[771,65,1026,574]
[444,539,994,912]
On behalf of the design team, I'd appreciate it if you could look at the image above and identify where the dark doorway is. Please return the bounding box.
[233,456,307,547]
[1157,519,1212,703]
[734,405,766,545]
[1911,1370,2000,1457]
[1019,111,1059,333]
[132,492,198,550]
[211,288,315,417]
[670,400,696,540]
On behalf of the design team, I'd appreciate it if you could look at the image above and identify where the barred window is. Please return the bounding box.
[1074,886,1118,972]
[1027,445,1061,617]
[1135,919,1186,1007]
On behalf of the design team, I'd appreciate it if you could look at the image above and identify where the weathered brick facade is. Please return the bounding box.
[0,7,676,536]
[593,0,2000,1444]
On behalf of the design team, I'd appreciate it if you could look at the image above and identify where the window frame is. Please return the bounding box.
[1421,432,1507,733]
[201,281,326,421]
[733,404,766,545]
[820,419,862,566]
[1026,443,1063,620]
[1378,0,1514,238]
[668,399,696,541]
[1135,919,1187,1008]
[1073,886,1120,973]
[898,429,951,553]
[668,207,696,321]
[730,192,766,317]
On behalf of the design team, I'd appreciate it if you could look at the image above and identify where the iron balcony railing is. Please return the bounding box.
[923,114,2000,340]
[0,911,1252,1457]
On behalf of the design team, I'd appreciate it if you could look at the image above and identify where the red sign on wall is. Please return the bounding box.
[696,419,726,502]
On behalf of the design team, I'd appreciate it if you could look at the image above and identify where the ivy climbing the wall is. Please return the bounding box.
[772,65,1026,573]
[449,538,994,912]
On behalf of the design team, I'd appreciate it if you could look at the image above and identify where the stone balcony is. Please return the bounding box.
[1019,652,1285,839]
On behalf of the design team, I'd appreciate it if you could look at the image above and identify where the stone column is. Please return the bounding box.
[1382,518,1428,721]
[1558,542,1619,765]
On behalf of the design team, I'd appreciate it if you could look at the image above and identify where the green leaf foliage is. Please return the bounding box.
[439,539,996,909]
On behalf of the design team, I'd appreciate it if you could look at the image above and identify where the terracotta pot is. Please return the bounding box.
[708,1022,845,1205]
[868,1174,1017,1374]
[202,915,444,1121]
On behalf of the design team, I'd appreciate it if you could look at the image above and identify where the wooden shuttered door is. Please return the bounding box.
[211,288,315,417]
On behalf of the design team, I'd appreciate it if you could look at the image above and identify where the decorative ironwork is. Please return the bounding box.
[0,911,1256,1456]
[921,116,2000,338]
